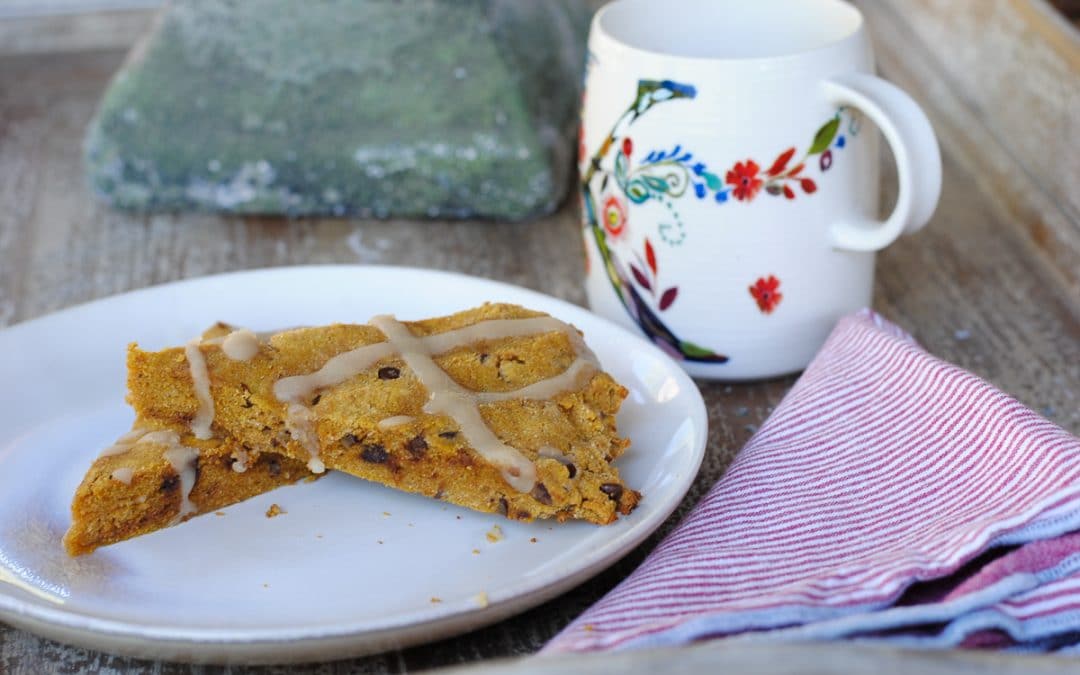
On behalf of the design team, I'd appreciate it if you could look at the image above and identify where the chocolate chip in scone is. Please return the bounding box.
[340,433,359,448]
[267,458,281,476]
[378,366,400,380]
[599,483,624,501]
[531,483,553,506]
[479,352,489,363]
[311,394,321,406]
[160,475,179,492]
[361,444,389,464]
[565,463,577,479]
[438,430,458,439]
[455,448,475,467]
[406,435,428,458]
[497,497,509,515]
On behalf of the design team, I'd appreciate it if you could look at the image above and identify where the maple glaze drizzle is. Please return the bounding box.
[99,428,152,458]
[262,313,595,492]
[284,403,325,473]
[184,340,215,440]
[378,415,416,430]
[369,315,542,491]
[163,440,199,521]
[101,428,199,518]
[110,467,135,485]
[221,329,261,361]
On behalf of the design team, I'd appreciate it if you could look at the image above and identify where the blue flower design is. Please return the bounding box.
[836,135,846,148]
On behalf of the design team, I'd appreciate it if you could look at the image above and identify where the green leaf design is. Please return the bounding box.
[680,340,717,359]
[702,171,723,192]
[643,175,669,193]
[614,151,629,182]
[636,80,663,99]
[809,117,840,155]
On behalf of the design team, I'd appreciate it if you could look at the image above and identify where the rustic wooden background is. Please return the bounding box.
[0,0,1077,673]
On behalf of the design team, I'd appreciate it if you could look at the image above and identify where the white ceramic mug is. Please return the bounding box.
[580,0,941,380]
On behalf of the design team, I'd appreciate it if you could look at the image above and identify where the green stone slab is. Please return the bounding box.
[85,0,592,220]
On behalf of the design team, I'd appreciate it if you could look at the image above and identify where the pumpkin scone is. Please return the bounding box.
[64,423,311,556]
[126,303,640,525]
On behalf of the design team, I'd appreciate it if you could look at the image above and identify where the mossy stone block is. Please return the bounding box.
[85,0,592,220]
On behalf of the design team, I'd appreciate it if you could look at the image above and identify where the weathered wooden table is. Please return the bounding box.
[1,1,1077,672]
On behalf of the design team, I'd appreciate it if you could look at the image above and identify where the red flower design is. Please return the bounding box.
[578,125,587,164]
[726,160,763,201]
[602,195,628,239]
[749,275,783,314]
[622,137,633,157]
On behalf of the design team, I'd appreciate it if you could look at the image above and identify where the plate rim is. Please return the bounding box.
[0,264,707,659]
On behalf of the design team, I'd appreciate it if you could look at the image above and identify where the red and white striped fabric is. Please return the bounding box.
[545,310,1080,653]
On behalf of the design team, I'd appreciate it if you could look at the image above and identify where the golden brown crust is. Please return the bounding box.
[64,427,309,556]
[127,303,639,525]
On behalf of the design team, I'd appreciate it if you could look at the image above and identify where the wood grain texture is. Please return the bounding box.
[0,8,156,55]
[0,1,1078,672]
[855,0,1080,302]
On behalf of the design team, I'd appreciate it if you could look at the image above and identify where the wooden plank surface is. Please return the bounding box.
[0,1,1077,673]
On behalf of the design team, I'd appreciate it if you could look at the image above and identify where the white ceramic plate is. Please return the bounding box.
[0,266,706,665]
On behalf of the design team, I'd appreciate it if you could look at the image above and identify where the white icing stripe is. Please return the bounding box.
[99,428,151,458]
[274,342,397,403]
[477,359,598,403]
[539,446,571,462]
[378,415,416,430]
[284,403,325,473]
[163,440,199,521]
[269,313,598,493]
[370,315,538,492]
[231,448,250,473]
[110,467,135,484]
[221,329,260,361]
[184,340,215,440]
[419,317,596,363]
[370,315,466,395]
[426,391,537,492]
[114,428,200,521]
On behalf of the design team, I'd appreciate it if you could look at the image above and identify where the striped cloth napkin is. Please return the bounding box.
[545,310,1080,653]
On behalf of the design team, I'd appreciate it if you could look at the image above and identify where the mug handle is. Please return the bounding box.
[822,73,942,252]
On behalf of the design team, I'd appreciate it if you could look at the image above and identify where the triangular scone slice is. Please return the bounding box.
[64,423,311,556]
[127,303,640,524]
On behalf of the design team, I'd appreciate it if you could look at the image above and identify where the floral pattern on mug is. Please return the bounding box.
[579,79,728,363]
[579,78,854,363]
[726,160,763,201]
[749,275,783,314]
[629,238,679,312]
[602,194,629,240]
